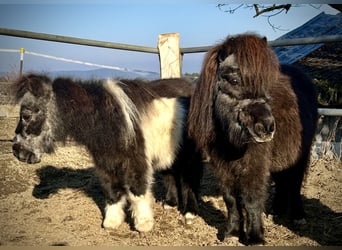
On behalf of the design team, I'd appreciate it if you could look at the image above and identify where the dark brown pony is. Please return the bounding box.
[187,33,318,244]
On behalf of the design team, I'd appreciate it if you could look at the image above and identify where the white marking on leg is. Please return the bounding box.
[102,196,127,229]
[128,190,154,232]
[162,203,174,210]
[184,212,196,225]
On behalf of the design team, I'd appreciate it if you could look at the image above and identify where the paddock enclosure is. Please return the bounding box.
[0,28,341,246]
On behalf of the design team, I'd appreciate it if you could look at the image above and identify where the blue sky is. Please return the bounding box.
[0,1,338,75]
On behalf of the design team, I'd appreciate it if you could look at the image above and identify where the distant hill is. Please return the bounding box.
[0,68,160,80]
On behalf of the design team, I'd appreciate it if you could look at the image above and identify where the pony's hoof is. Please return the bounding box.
[103,202,126,230]
[135,217,154,232]
[184,212,196,225]
[102,216,123,230]
[162,203,174,210]
[239,233,265,246]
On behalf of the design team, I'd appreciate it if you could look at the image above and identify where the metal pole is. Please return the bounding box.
[19,47,25,76]
[0,28,159,54]
[318,108,342,116]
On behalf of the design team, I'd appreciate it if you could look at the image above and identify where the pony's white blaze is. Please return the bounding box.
[102,196,127,229]
[103,79,138,145]
[140,98,185,170]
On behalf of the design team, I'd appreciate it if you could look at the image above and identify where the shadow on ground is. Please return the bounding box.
[32,164,342,245]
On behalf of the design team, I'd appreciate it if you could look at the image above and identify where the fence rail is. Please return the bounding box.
[2,27,342,55]
[181,34,342,53]
[0,28,159,54]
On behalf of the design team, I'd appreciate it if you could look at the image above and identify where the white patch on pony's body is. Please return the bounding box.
[140,98,185,171]
[128,190,154,232]
[103,79,139,145]
[102,196,127,229]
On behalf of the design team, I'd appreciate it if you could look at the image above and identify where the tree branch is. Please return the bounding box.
[253,4,292,18]
[217,4,244,14]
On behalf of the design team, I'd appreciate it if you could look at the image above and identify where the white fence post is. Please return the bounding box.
[19,47,25,76]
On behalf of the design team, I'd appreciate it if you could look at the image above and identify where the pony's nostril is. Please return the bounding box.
[261,115,275,134]
[28,153,41,164]
[255,123,265,135]
[266,121,275,133]
[12,143,21,153]
[12,136,18,143]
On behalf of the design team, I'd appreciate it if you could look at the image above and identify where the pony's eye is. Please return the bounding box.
[230,78,239,85]
[221,72,240,85]
[22,113,32,122]
[226,75,239,85]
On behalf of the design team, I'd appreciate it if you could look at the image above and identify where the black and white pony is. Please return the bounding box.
[187,33,318,244]
[12,74,202,232]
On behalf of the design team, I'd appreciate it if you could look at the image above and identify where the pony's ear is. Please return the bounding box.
[262,36,267,43]
[12,73,52,101]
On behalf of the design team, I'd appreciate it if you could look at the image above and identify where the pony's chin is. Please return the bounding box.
[254,137,273,143]
[250,132,274,143]
[15,153,41,164]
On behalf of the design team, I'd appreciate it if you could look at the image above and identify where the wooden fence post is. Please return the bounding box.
[158,32,181,79]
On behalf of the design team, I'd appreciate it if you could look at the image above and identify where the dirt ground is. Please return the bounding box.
[0,111,341,246]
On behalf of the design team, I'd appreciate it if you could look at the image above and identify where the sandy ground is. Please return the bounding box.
[0,114,341,246]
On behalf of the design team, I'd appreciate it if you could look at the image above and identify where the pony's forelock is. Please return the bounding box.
[228,34,280,94]
[12,73,52,103]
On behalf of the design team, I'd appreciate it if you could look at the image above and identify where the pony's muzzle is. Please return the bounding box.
[12,143,41,164]
[253,116,275,142]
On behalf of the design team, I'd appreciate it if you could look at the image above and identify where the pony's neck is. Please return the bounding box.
[47,94,68,142]
[211,126,248,161]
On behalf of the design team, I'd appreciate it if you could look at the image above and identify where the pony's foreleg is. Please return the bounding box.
[240,175,267,245]
[103,196,127,229]
[242,197,265,245]
[128,188,154,232]
[97,169,127,230]
[160,169,179,209]
[222,188,240,237]
[124,162,155,233]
